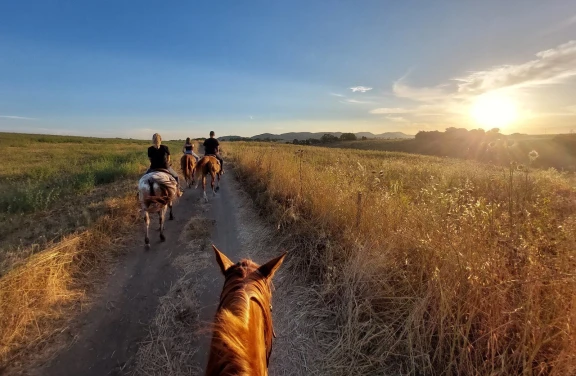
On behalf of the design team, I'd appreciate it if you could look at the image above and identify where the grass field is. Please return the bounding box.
[0,133,191,368]
[2,132,575,374]
[227,142,576,375]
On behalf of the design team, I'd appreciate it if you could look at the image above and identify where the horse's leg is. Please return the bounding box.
[202,175,208,202]
[143,211,150,247]
[215,171,221,192]
[211,172,216,197]
[169,201,174,220]
[159,206,167,242]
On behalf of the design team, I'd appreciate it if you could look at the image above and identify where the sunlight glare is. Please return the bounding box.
[470,92,519,129]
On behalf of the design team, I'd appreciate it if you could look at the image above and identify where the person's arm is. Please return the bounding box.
[165,146,171,163]
[147,147,153,163]
[182,145,186,154]
[215,139,220,154]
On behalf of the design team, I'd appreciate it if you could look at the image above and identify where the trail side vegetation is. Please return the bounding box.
[227,141,576,375]
[0,133,193,370]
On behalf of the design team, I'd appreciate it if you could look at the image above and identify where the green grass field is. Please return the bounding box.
[0,133,190,272]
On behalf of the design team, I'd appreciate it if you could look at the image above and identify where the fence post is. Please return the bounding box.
[356,191,363,229]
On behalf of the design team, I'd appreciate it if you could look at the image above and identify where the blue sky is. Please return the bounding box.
[1,0,575,138]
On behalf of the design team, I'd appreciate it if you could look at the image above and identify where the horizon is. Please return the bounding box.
[1,1,575,138]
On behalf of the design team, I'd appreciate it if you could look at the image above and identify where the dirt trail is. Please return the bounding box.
[26,168,318,375]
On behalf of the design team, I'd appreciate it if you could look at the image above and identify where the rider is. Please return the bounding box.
[203,131,224,174]
[182,137,200,162]
[147,133,181,186]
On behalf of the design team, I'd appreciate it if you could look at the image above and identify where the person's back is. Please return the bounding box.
[203,131,224,174]
[148,144,170,170]
[203,137,219,156]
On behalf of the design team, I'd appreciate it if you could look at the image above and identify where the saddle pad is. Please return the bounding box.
[139,171,177,187]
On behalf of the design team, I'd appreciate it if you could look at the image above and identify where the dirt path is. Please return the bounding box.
[27,168,319,376]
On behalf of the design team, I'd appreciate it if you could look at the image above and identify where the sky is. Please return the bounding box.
[0,0,575,139]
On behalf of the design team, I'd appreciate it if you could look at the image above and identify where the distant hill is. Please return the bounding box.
[248,131,413,141]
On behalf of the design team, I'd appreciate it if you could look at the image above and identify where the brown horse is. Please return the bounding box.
[206,245,286,376]
[195,155,221,202]
[180,154,196,188]
[137,170,181,247]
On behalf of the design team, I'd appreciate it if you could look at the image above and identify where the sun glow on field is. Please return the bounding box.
[471,92,519,128]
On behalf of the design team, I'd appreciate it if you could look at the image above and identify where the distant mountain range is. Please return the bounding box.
[220,132,413,141]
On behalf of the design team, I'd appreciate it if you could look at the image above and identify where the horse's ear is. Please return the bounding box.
[213,245,234,274]
[258,252,287,280]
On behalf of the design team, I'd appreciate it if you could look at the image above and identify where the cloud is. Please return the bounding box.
[456,40,576,93]
[369,107,412,114]
[350,86,373,93]
[392,81,451,103]
[0,115,37,120]
[542,14,576,35]
[329,92,345,97]
[340,99,373,104]
[386,116,409,123]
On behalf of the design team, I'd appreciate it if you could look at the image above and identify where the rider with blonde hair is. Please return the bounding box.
[147,133,181,185]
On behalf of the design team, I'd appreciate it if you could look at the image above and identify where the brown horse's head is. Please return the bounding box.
[206,245,286,376]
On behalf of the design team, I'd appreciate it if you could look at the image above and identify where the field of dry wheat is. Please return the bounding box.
[227,141,576,375]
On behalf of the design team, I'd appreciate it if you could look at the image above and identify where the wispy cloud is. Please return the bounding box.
[0,115,37,120]
[367,40,576,132]
[456,40,576,94]
[386,116,409,123]
[340,99,373,104]
[329,92,345,97]
[542,14,576,36]
[369,107,412,114]
[350,86,373,93]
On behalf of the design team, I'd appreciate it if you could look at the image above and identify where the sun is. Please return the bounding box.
[470,92,519,129]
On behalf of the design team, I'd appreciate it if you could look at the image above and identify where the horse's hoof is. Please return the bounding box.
[169,215,174,221]
[145,237,150,245]
[215,186,220,192]
[160,233,166,242]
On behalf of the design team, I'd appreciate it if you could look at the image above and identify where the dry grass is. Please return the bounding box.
[0,195,140,371]
[227,142,576,375]
[0,133,192,372]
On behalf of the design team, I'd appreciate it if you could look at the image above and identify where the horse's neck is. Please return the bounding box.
[206,299,268,376]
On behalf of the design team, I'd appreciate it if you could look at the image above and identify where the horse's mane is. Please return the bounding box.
[206,260,274,376]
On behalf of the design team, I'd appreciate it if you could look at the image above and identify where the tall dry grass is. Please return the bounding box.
[0,195,139,370]
[227,142,576,375]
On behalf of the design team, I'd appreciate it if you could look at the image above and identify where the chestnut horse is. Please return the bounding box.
[195,155,221,202]
[180,154,196,188]
[137,170,181,247]
[206,245,286,376]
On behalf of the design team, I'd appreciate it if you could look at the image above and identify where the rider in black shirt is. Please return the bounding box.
[203,131,224,173]
[146,133,181,185]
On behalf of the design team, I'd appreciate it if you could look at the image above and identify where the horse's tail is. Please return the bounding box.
[180,155,187,174]
[187,156,195,176]
[143,178,174,206]
[144,195,171,206]
[194,159,206,183]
